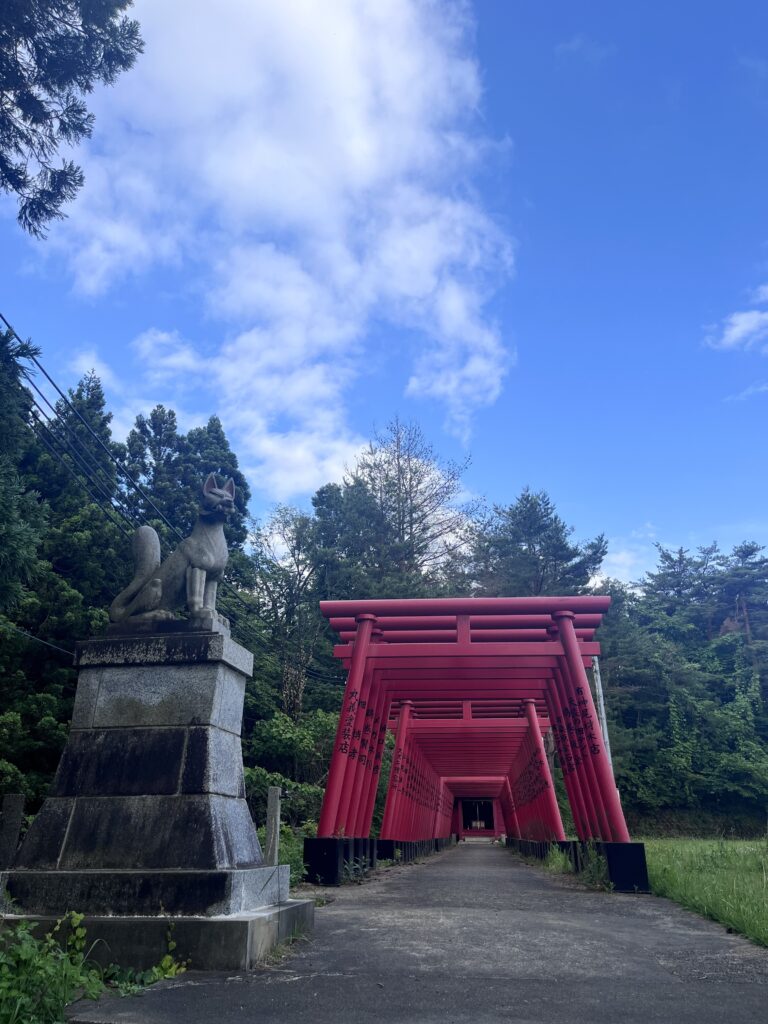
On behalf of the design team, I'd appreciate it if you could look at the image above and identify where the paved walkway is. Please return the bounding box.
[69,844,768,1024]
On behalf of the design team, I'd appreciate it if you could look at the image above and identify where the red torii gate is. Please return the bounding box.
[317,596,630,844]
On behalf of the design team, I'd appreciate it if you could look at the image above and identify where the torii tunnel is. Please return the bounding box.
[316,596,631,844]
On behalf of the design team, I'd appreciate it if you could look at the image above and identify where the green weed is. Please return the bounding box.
[578,842,612,890]
[0,913,103,1024]
[341,857,369,884]
[543,846,574,875]
[518,842,611,890]
[0,912,186,1023]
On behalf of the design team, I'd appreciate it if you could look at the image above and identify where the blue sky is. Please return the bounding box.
[2,0,768,581]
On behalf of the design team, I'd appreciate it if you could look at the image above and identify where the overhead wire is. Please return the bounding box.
[4,312,288,651]
[29,411,135,541]
[25,376,144,529]
[0,620,74,659]
[3,311,344,683]
[28,403,139,539]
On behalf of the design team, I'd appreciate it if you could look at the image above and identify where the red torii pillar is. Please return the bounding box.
[546,666,592,839]
[523,700,566,841]
[379,700,413,840]
[350,674,390,837]
[554,663,609,837]
[510,707,565,841]
[553,611,630,842]
[318,614,375,837]
[502,778,521,838]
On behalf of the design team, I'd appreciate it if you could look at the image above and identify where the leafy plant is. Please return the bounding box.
[0,913,187,1022]
[342,857,370,884]
[0,912,103,1024]
[100,923,187,993]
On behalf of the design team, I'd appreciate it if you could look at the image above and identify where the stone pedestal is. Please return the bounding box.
[1,631,314,966]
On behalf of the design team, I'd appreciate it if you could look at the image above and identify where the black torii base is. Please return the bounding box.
[506,838,650,893]
[303,836,457,886]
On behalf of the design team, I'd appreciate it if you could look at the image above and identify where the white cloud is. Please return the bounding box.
[705,309,768,351]
[750,283,768,305]
[69,348,123,392]
[725,379,768,402]
[555,34,615,62]
[594,523,657,585]
[132,328,206,385]
[599,548,647,582]
[406,279,510,438]
[108,396,206,449]
[46,0,512,498]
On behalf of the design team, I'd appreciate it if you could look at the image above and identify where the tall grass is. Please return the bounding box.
[644,838,768,947]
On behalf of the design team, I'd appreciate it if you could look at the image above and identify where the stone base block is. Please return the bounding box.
[0,899,314,971]
[1,865,289,917]
[15,792,262,873]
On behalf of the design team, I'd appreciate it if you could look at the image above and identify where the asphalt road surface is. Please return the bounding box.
[69,843,768,1024]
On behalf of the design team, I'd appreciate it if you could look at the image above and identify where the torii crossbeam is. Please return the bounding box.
[316,596,630,843]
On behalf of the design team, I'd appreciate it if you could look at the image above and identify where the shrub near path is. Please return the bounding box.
[644,838,768,947]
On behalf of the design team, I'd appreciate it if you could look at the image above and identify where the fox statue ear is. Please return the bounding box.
[203,473,218,495]
[223,477,235,499]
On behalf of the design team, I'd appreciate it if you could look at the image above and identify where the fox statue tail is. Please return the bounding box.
[109,525,162,622]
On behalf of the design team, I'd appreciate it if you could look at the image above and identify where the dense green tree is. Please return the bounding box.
[598,544,768,825]
[0,0,143,236]
[21,370,129,612]
[0,338,90,801]
[124,407,251,547]
[0,330,36,459]
[32,371,123,514]
[311,479,393,599]
[0,330,46,614]
[124,405,186,530]
[472,488,607,596]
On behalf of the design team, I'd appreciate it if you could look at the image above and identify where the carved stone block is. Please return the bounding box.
[3,632,269,918]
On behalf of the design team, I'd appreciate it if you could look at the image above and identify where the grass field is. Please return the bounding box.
[643,838,768,947]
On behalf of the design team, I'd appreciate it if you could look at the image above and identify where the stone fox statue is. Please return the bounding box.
[109,474,235,626]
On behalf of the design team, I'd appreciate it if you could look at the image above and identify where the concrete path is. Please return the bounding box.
[69,844,768,1024]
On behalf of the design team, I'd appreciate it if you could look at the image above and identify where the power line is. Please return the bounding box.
[1,311,189,545]
[26,376,143,529]
[0,620,74,659]
[3,311,344,684]
[4,311,277,643]
[29,405,137,539]
[30,413,135,541]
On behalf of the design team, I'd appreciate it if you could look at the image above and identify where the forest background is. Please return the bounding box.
[2,330,767,838]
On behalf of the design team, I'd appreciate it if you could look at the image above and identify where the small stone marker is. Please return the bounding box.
[0,794,25,869]
[265,786,281,866]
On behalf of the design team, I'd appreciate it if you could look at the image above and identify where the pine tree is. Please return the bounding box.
[0,330,46,613]
[0,1,143,236]
[472,488,607,596]
[125,408,251,546]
